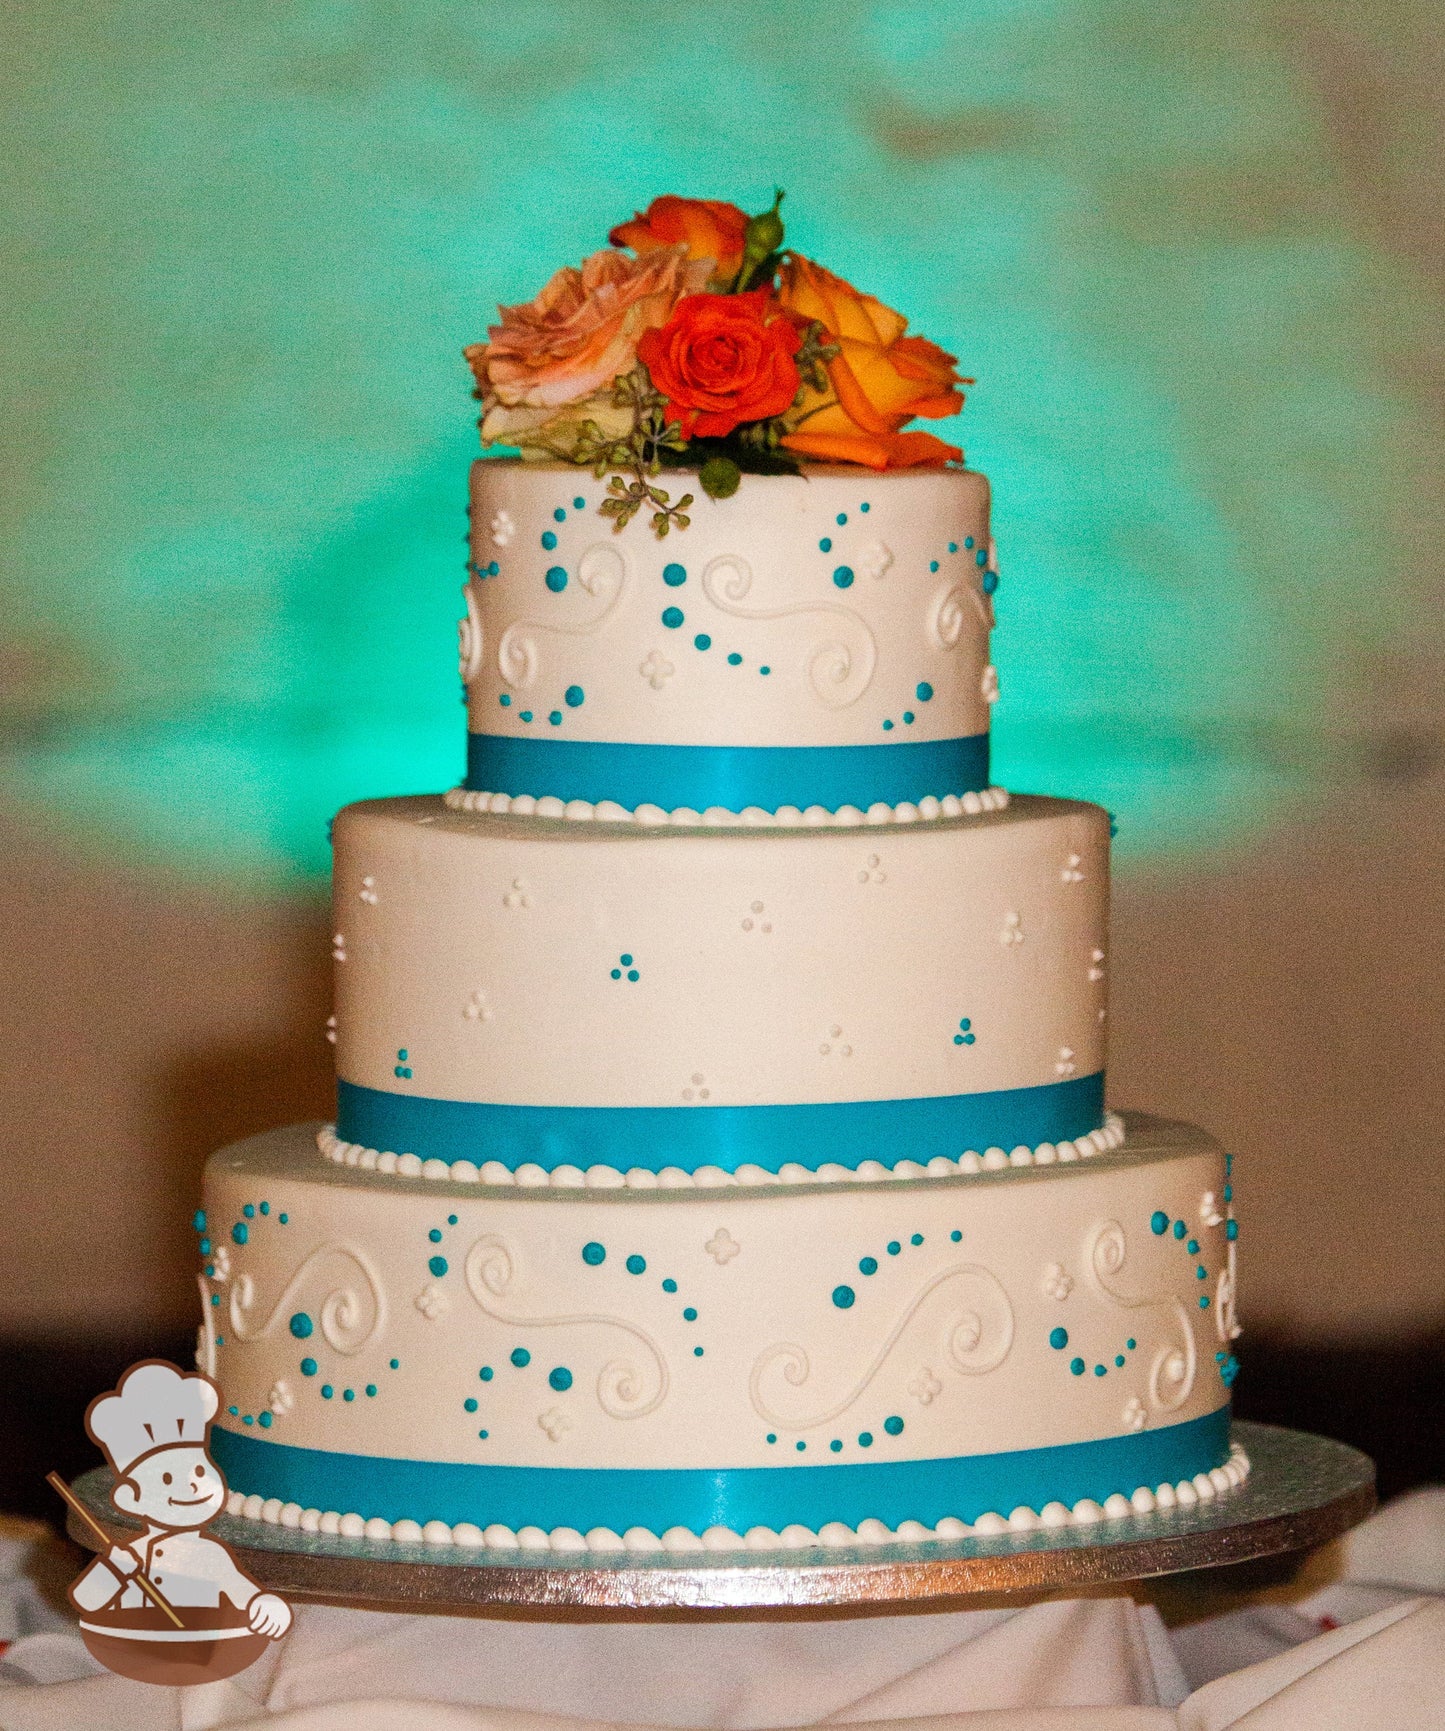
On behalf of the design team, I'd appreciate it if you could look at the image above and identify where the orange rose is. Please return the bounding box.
[610,196,750,289]
[464,245,710,449]
[776,255,967,469]
[637,287,803,440]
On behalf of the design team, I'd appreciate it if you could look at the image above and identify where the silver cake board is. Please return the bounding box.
[64,1422,1373,1616]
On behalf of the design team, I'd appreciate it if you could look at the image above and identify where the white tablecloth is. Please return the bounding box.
[2,1489,1442,1730]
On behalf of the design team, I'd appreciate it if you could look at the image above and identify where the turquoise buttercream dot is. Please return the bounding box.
[365,1384,377,1397]
[243,1204,255,1218]
[949,541,959,553]
[479,1365,493,1380]
[549,1366,573,1391]
[1094,1364,1106,1376]
[1127,1338,1137,1350]
[1199,1295,1211,1308]
[830,1439,843,1453]
[759,665,770,675]
[258,1411,272,1428]
[950,1230,962,1242]
[545,566,568,592]
[693,633,711,650]
[199,1239,210,1254]
[520,710,532,722]
[1049,1327,1068,1349]
[1224,1184,1233,1201]
[626,1254,646,1275]
[903,711,914,724]
[796,1440,806,1451]
[428,1255,448,1278]
[620,954,632,965]
[343,1388,354,1401]
[859,1256,877,1275]
[499,694,511,707]
[983,570,999,593]
[552,507,565,522]
[511,1347,530,1368]
[911,1232,924,1245]
[1070,1357,1085,1375]
[448,1215,458,1225]
[833,565,854,588]
[884,1415,904,1436]
[300,1358,317,1376]
[965,536,974,548]
[1150,1211,1168,1234]
[693,1345,704,1357]
[882,719,894,730]
[582,1242,605,1265]
[390,1358,399,1369]
[260,1202,269,1215]
[243,1414,254,1425]
[929,559,939,571]
[321,1385,333,1399]
[565,685,584,708]
[1187,1238,1199,1253]
[548,710,562,725]
[819,536,832,551]
[1227,1220,1239,1240]
[683,1306,698,1322]
[860,501,870,512]
[1173,1220,1186,1240]
[976,548,988,566]
[832,1285,855,1309]
[541,531,556,550]
[662,1278,677,1293]
[231,1223,247,1245]
[766,1433,777,1444]
[573,496,585,509]
[661,606,684,628]
[193,1210,206,1232]
[279,1213,288,1224]
[662,562,686,587]
[858,1431,873,1447]
[428,1228,442,1243]
[727,651,742,665]
[1115,1354,1126,1367]
[887,1240,900,1255]
[1197,1266,1208,1279]
[478,1429,489,1439]
[289,1312,313,1339]
[836,512,847,525]
[916,682,934,701]
[228,1406,238,1416]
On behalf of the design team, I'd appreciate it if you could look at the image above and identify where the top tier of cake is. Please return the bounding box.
[462,462,997,818]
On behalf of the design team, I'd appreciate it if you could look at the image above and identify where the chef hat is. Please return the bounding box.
[87,1361,220,1476]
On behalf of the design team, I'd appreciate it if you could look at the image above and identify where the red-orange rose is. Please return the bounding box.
[610,196,750,288]
[637,288,803,440]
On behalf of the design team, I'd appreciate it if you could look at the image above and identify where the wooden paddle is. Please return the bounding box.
[47,1472,185,1629]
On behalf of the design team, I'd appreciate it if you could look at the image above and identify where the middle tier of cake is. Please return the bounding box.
[330,792,1110,1178]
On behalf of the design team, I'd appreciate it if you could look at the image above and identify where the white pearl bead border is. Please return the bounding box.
[225,1442,1249,1553]
[443,785,1010,828]
[316,1112,1126,1190]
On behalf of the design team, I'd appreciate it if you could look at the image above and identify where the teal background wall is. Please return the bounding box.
[2,1,1442,1342]
[4,0,1440,884]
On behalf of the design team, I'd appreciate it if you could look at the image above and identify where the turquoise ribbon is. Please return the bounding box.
[336,1073,1106,1174]
[465,732,990,811]
[211,1408,1231,1535]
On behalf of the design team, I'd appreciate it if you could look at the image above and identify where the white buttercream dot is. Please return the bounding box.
[983,1147,1009,1170]
[817,1521,855,1547]
[451,1160,480,1183]
[1034,1143,1057,1165]
[242,1494,265,1521]
[694,1166,734,1188]
[509,794,536,816]
[360,1515,390,1542]
[865,802,893,825]
[833,805,865,826]
[226,1491,244,1516]
[740,806,771,825]
[391,1519,424,1543]
[1039,1502,1072,1527]
[1175,1480,1199,1507]
[584,1528,626,1552]
[515,1163,550,1187]
[623,1527,663,1552]
[1131,1487,1157,1514]
[917,797,941,820]
[777,1163,813,1184]
[855,1518,893,1544]
[855,1160,891,1182]
[535,796,565,819]
[422,1520,454,1546]
[1071,1499,1104,1524]
[634,804,668,826]
[971,1512,1008,1536]
[734,1164,775,1186]
[338,1513,366,1539]
[450,1522,486,1547]
[487,793,511,814]
[702,807,735,825]
[894,802,920,824]
[1154,1483,1178,1509]
[1194,1473,1217,1501]
[1007,1506,1039,1531]
[279,1502,303,1529]
[563,800,594,822]
[549,1527,587,1552]
[479,1161,513,1185]
[961,792,982,815]
[744,1526,782,1550]
[1210,1466,1232,1494]
[940,795,963,818]
[926,1156,957,1176]
[1009,1145,1034,1167]
[585,1164,626,1189]
[817,1162,854,1183]
[594,801,630,822]
[701,1526,745,1551]
[895,1520,933,1542]
[483,1524,518,1548]
[934,1515,971,1539]
[550,1164,586,1188]
[775,806,804,826]
[890,1159,926,1180]
[1103,1494,1133,1520]
[421,1158,450,1180]
[396,1153,423,1178]
[260,1498,283,1525]
[624,1167,660,1189]
[669,807,702,826]
[802,806,831,827]
[299,1507,322,1533]
[516,1526,551,1550]
[959,1151,983,1173]
[1056,1140,1080,1162]
[779,1524,819,1549]
[657,1166,694,1187]
[376,1152,398,1174]
[319,1511,342,1536]
[661,1526,704,1553]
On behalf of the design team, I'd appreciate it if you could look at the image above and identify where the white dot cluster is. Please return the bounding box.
[225,1443,1249,1553]
[443,787,1010,828]
[315,1113,1126,1191]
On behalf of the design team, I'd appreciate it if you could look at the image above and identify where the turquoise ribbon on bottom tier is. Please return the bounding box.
[211,1408,1231,1535]
[464,732,991,812]
[335,1073,1106,1175]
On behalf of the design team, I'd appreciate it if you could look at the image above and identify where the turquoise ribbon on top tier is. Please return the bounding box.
[211,1408,1231,1536]
[335,1073,1105,1175]
[465,732,990,812]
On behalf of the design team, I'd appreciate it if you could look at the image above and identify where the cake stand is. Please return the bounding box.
[63,1421,1372,1614]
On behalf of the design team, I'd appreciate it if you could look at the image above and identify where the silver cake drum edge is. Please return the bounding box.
[65,1421,1374,1615]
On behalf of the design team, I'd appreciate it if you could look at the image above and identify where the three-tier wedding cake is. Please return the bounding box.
[194,194,1244,1554]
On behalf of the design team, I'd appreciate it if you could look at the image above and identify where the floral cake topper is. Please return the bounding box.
[464,192,970,536]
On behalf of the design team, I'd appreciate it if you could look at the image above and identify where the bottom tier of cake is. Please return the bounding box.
[197,1113,1241,1547]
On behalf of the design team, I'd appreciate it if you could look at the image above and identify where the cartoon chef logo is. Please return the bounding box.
[60,1360,291,1686]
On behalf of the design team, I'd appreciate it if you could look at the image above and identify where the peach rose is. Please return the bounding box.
[610,196,750,288]
[776,255,967,469]
[465,246,710,449]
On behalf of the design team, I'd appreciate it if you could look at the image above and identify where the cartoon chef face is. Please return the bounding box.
[113,1443,227,1530]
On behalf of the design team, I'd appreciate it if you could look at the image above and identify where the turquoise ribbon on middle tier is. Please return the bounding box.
[335,1073,1106,1175]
